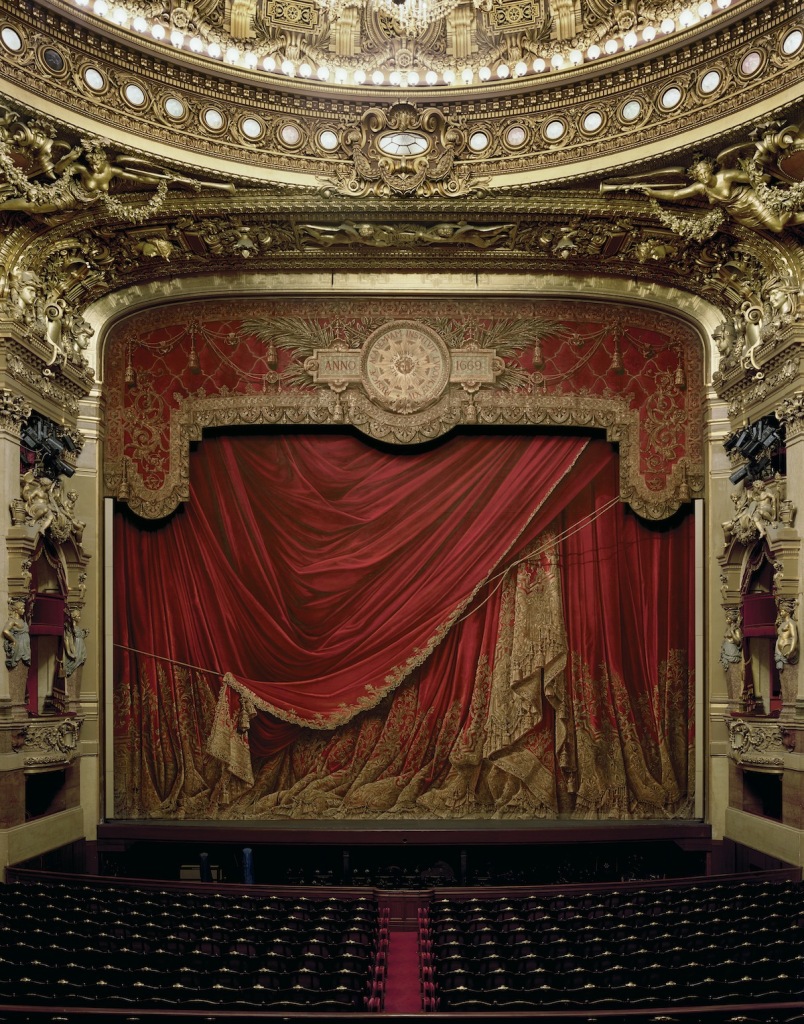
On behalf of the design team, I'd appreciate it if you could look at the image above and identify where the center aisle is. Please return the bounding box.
[381,927,423,1013]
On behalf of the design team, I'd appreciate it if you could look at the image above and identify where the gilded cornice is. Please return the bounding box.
[4,187,792,321]
[0,0,801,183]
[0,320,94,421]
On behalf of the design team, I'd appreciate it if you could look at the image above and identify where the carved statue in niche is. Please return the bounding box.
[20,471,85,544]
[3,599,31,670]
[720,606,744,702]
[21,473,57,536]
[749,479,777,539]
[774,600,799,670]
[63,608,88,678]
[722,475,786,546]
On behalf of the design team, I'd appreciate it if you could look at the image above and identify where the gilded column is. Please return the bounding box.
[0,387,31,715]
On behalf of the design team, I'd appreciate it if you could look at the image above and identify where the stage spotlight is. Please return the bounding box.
[732,427,751,450]
[758,425,780,449]
[21,427,39,450]
[20,414,78,481]
[740,436,764,459]
[42,436,65,458]
[729,464,751,485]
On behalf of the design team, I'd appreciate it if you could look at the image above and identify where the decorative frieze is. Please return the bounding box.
[0,389,32,434]
[727,717,795,768]
[11,717,83,768]
[6,355,80,417]
[777,392,804,440]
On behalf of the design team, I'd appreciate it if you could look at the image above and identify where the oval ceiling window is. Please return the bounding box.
[505,125,526,148]
[1,27,22,52]
[83,67,105,91]
[378,132,429,157]
[164,97,185,119]
[582,111,603,133]
[203,108,225,131]
[124,84,146,107]
[280,123,302,146]
[468,131,490,153]
[782,29,802,55]
[700,70,721,94]
[42,47,65,72]
[622,100,642,122]
[660,87,682,109]
[241,117,263,139]
[544,119,566,141]
[740,50,762,75]
[319,129,339,151]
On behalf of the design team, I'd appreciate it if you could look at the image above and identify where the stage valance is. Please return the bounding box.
[103,297,704,521]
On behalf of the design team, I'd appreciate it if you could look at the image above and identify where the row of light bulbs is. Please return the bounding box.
[75,0,734,86]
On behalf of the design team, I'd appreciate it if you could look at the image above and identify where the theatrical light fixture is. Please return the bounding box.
[724,417,783,485]
[69,0,727,88]
[20,414,77,479]
[319,0,462,37]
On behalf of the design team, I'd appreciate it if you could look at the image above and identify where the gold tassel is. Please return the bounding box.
[124,343,136,386]
[677,465,690,503]
[118,458,129,501]
[675,364,686,389]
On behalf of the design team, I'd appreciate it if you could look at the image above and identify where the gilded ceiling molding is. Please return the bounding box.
[0,0,801,182]
[0,169,792,338]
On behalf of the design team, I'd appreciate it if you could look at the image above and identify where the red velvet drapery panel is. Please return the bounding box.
[114,431,694,820]
[558,461,695,814]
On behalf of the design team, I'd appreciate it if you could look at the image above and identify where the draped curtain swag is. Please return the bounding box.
[114,431,694,820]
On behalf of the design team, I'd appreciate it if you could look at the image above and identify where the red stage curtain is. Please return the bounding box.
[558,459,695,815]
[114,431,694,819]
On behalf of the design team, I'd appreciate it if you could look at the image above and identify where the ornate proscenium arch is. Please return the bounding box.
[103,295,705,521]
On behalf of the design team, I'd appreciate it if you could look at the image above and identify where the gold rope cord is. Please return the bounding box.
[117,534,693,821]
